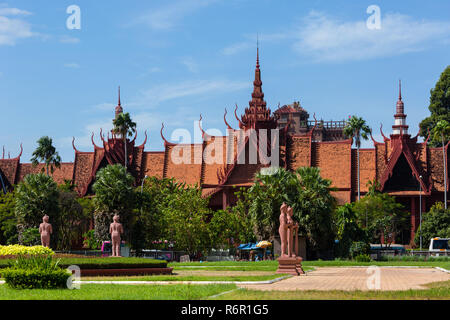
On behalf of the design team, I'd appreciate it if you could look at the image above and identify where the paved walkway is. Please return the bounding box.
[238,267,450,291]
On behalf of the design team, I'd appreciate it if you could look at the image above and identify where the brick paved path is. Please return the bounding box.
[238,267,450,291]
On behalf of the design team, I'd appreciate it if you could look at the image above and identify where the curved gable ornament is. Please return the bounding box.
[160,123,176,147]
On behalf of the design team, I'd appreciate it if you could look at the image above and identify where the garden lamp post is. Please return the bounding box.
[419,175,423,251]
[141,175,149,193]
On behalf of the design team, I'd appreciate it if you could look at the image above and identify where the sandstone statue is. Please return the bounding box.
[39,215,52,248]
[109,214,124,257]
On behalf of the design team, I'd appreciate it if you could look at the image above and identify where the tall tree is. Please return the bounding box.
[420,66,450,147]
[247,167,298,241]
[30,136,62,176]
[432,120,450,209]
[112,112,136,168]
[344,116,371,200]
[14,173,60,245]
[291,167,336,257]
[92,164,135,242]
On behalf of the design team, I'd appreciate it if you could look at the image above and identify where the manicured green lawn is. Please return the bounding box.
[0,283,236,300]
[302,260,450,270]
[212,280,450,300]
[170,259,450,271]
[80,274,288,282]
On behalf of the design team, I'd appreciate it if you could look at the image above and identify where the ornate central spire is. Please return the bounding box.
[392,80,408,135]
[250,41,266,110]
[241,44,274,128]
[115,86,123,118]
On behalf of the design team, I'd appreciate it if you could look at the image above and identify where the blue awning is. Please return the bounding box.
[238,243,262,250]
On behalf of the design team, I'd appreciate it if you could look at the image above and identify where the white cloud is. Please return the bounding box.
[64,63,80,69]
[0,9,34,45]
[0,7,31,16]
[221,41,251,55]
[59,35,80,44]
[180,57,198,73]
[293,11,450,62]
[133,0,218,30]
[136,79,249,108]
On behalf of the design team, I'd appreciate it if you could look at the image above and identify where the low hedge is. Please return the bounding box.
[0,245,54,256]
[1,268,71,289]
[0,257,167,270]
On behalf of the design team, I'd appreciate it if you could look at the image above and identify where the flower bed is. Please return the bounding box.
[0,245,54,256]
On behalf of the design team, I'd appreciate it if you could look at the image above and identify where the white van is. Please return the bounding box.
[429,238,449,254]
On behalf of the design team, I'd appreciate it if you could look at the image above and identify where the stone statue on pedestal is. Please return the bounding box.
[278,202,289,257]
[276,204,304,276]
[39,215,52,248]
[109,214,124,257]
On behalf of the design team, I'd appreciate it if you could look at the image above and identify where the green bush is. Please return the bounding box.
[21,228,41,246]
[354,254,372,262]
[0,254,71,289]
[379,255,450,262]
[1,268,70,289]
[349,241,370,258]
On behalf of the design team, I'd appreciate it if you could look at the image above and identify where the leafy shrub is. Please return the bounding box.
[0,254,70,289]
[21,228,41,246]
[354,254,372,262]
[8,254,60,270]
[414,202,450,248]
[349,241,370,258]
[0,245,54,256]
[82,230,101,250]
[1,268,70,289]
[379,255,450,262]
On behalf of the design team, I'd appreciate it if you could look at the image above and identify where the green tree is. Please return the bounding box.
[57,188,84,250]
[344,116,371,200]
[353,193,408,248]
[92,164,135,242]
[139,177,186,248]
[247,167,298,241]
[414,202,450,248]
[334,203,368,258]
[431,120,450,209]
[0,191,18,244]
[15,173,60,246]
[420,66,450,147]
[30,136,62,176]
[161,187,212,256]
[112,112,136,168]
[291,167,336,258]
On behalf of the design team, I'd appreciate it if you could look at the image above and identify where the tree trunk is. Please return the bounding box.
[357,145,360,201]
[443,134,447,209]
[124,137,127,168]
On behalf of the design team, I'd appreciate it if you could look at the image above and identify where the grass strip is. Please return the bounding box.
[212,280,450,300]
[80,274,287,282]
[0,283,236,300]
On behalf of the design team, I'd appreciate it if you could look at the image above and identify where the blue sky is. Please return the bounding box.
[1,0,450,161]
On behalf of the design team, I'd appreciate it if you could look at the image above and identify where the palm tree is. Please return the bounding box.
[112,112,136,168]
[344,116,371,201]
[432,119,450,209]
[30,136,62,176]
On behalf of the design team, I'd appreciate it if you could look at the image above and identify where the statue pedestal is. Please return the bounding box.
[276,256,305,276]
